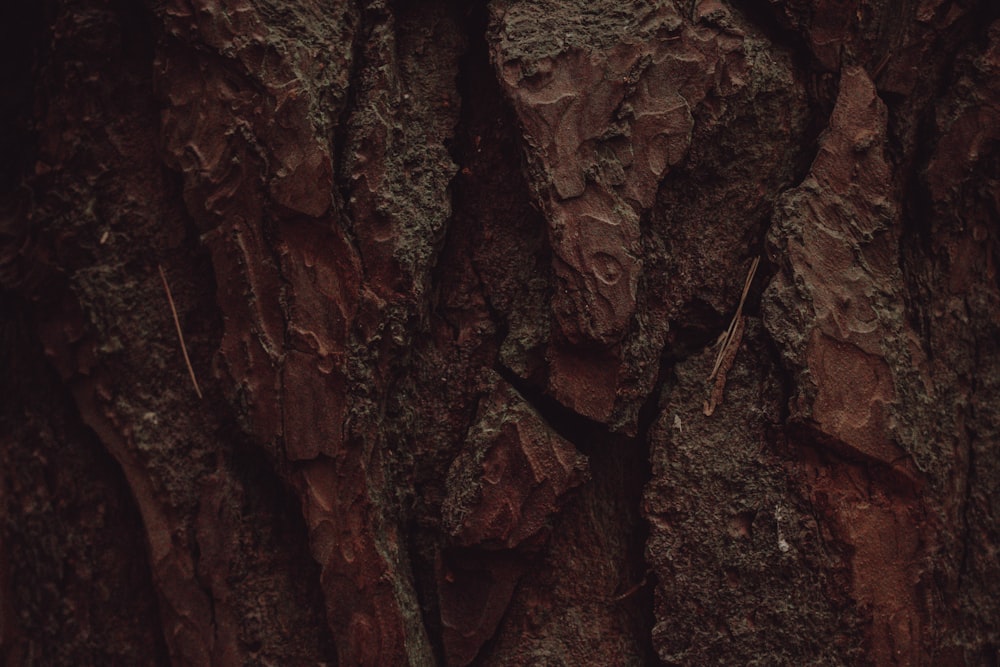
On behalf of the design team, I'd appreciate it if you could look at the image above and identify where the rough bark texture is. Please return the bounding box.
[2,0,999,665]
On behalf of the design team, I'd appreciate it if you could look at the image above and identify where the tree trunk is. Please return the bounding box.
[2,0,998,665]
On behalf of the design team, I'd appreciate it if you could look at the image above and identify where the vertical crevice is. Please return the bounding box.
[1,294,171,665]
[622,392,669,667]
[330,0,380,263]
[398,2,513,660]
[227,427,340,664]
[0,0,52,300]
[894,1,1000,359]
[735,0,837,184]
[0,0,51,195]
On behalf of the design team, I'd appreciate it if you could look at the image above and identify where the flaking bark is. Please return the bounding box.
[2,1,999,665]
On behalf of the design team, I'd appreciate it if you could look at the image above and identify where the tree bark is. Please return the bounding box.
[2,0,998,665]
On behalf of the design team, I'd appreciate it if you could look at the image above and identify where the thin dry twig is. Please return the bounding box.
[704,315,745,416]
[158,264,203,399]
[704,256,760,416]
[709,256,759,381]
[608,570,652,604]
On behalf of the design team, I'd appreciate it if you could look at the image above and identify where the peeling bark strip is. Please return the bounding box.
[763,65,927,664]
[2,0,999,665]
